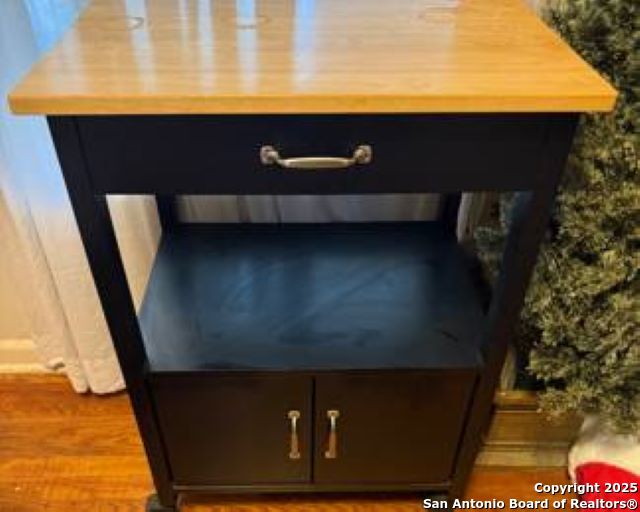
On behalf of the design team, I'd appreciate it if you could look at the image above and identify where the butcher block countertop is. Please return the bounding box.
[9,0,616,115]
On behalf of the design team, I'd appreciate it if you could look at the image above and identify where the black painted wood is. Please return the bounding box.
[156,196,177,230]
[172,483,451,494]
[313,372,476,485]
[47,117,176,508]
[47,112,580,505]
[138,223,486,372]
[152,373,312,485]
[76,115,549,194]
[447,114,579,501]
[440,194,461,233]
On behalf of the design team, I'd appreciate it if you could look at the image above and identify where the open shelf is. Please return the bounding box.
[139,223,486,372]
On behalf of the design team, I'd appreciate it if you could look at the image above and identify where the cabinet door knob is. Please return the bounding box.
[260,145,372,170]
[324,409,340,459]
[287,410,301,460]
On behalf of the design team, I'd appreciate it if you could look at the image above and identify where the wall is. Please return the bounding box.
[0,193,41,370]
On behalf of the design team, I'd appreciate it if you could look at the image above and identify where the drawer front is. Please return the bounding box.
[151,373,312,485]
[78,115,549,194]
[314,371,476,485]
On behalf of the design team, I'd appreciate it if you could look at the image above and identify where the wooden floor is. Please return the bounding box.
[0,375,571,511]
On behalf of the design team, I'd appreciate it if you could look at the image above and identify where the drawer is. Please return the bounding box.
[77,115,550,194]
[151,373,312,486]
[313,371,476,484]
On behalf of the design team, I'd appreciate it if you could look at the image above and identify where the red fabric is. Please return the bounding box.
[576,462,640,511]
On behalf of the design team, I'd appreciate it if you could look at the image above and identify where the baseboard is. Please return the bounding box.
[0,338,45,372]
[477,390,581,467]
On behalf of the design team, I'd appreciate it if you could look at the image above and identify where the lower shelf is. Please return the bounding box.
[139,222,486,372]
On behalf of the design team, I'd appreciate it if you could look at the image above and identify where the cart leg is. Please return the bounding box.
[146,493,177,512]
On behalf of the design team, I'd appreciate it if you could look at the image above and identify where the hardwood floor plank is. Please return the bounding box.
[0,374,571,511]
[0,418,143,456]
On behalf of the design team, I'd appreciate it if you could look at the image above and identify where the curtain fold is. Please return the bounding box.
[178,194,440,223]
[1,0,142,393]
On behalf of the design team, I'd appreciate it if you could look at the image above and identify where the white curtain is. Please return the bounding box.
[178,195,439,223]
[1,0,453,394]
[1,0,153,393]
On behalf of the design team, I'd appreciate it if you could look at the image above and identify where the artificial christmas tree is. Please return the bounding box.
[476,0,639,432]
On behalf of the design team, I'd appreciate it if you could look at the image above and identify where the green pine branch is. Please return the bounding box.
[475,0,639,432]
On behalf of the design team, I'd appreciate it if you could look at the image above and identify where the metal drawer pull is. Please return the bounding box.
[287,410,301,460]
[324,409,340,459]
[260,145,372,170]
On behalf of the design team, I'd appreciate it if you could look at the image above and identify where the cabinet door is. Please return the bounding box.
[152,373,312,485]
[314,371,476,484]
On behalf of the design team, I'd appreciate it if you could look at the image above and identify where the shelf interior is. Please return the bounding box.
[139,222,486,372]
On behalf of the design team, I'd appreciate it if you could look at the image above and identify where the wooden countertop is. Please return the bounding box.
[9,0,616,115]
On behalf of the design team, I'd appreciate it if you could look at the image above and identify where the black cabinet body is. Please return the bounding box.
[48,113,578,509]
[152,370,476,490]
